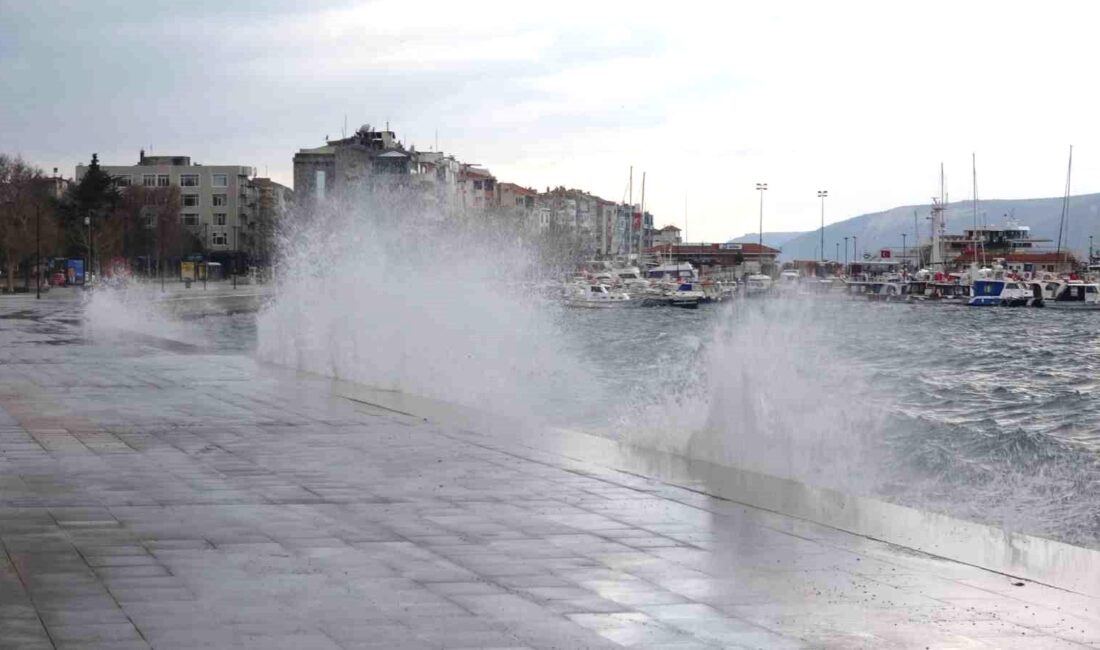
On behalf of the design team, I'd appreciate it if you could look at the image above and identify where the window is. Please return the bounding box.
[212,194,227,207]
[180,174,199,187]
[213,213,227,226]
[515,197,524,206]
[473,180,483,190]
[212,232,228,246]
[181,213,199,226]
[142,174,156,187]
[157,174,170,187]
[115,175,132,187]
[212,174,228,187]
[182,194,199,207]
[484,180,494,191]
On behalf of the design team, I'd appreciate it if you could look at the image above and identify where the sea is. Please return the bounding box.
[193,296,1100,550]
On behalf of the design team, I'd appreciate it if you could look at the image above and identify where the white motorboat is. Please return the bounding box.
[744,274,773,296]
[1041,280,1100,309]
[563,283,631,308]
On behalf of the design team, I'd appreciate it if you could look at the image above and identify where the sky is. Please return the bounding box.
[4,0,1100,242]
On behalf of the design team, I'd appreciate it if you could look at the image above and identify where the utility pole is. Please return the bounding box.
[35,202,41,299]
[844,236,849,272]
[817,190,828,264]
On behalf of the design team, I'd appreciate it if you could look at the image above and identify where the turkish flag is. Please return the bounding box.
[633,212,642,229]
[881,249,891,258]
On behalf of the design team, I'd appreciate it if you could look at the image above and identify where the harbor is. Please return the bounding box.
[4,294,1100,649]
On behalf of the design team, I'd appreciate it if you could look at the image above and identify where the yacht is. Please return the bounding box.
[563,283,631,308]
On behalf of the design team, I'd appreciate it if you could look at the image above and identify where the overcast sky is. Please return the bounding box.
[4,0,1100,241]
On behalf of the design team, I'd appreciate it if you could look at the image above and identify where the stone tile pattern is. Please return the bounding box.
[0,302,1098,649]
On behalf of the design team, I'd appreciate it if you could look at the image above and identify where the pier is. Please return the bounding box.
[1,296,1099,649]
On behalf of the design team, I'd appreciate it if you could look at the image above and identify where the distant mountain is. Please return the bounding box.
[776,193,1100,261]
[728,231,808,250]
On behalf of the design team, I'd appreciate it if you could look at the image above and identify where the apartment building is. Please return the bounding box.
[75,151,255,252]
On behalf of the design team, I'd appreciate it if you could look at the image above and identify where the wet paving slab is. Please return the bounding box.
[0,299,1099,649]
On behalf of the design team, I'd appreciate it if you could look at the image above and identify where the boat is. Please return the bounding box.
[744,274,773,296]
[1040,280,1100,309]
[968,279,1036,306]
[563,283,631,308]
[666,282,705,309]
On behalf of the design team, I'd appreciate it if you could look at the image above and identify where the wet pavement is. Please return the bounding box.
[1,298,1099,649]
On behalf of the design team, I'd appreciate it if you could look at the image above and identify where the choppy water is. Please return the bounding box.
[202,297,1100,548]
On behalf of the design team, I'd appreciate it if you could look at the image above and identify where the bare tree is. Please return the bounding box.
[0,155,58,293]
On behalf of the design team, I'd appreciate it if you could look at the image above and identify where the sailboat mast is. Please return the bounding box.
[1056,145,1073,261]
[628,166,633,260]
[640,172,647,262]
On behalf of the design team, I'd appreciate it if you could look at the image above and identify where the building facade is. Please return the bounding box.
[292,125,412,208]
[76,152,255,253]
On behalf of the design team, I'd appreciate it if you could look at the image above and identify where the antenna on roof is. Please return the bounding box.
[342,114,347,139]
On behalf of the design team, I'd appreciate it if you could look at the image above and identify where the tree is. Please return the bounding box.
[58,153,120,271]
[0,155,59,293]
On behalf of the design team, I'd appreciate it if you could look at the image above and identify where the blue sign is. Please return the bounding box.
[66,259,84,285]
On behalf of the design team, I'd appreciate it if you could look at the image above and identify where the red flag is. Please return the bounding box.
[632,211,642,229]
[880,249,891,258]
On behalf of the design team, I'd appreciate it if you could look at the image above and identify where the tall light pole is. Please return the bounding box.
[1091,235,1094,263]
[232,225,239,290]
[817,190,828,266]
[83,214,91,285]
[756,183,767,273]
[835,242,839,265]
[843,236,849,272]
[853,235,858,264]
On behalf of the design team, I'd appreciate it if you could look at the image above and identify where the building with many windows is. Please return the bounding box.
[75,151,256,253]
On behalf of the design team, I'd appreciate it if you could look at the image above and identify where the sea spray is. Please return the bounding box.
[256,190,604,422]
[621,296,892,494]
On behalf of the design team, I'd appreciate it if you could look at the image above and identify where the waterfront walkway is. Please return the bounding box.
[1,300,1099,649]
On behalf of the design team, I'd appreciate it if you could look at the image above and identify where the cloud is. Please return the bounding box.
[4,0,1100,241]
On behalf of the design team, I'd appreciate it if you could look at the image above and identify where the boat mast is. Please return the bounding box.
[628,166,633,261]
[930,163,945,270]
[973,152,985,267]
[1056,145,1073,265]
[639,171,647,265]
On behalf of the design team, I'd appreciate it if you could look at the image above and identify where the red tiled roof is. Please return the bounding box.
[646,243,780,256]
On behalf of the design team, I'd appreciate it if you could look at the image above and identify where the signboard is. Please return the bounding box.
[65,259,84,285]
[719,243,744,250]
[181,261,195,281]
[880,249,891,258]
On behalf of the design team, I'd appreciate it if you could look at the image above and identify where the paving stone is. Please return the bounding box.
[0,298,1098,649]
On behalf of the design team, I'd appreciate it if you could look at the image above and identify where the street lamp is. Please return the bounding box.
[83,214,91,286]
[1091,235,1094,263]
[817,190,828,264]
[756,183,767,273]
[853,236,858,264]
[843,236,849,272]
[835,241,839,264]
[35,203,40,299]
[232,225,239,290]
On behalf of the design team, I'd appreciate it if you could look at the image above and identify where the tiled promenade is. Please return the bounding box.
[1,298,1099,649]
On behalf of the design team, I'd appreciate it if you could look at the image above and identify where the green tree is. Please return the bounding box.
[59,153,121,269]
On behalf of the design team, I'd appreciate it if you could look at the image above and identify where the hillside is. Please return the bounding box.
[727,231,807,250]
[772,193,1100,261]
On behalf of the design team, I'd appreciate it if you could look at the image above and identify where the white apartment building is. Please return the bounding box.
[75,152,255,252]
